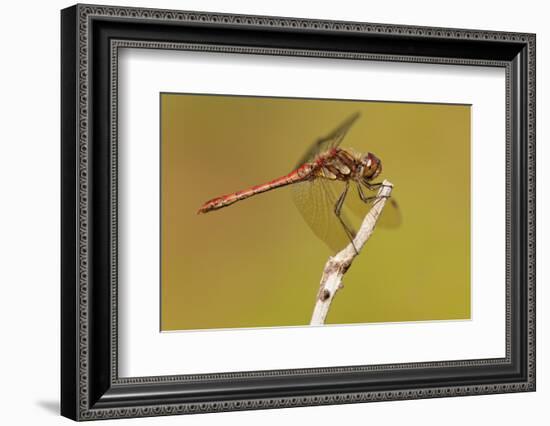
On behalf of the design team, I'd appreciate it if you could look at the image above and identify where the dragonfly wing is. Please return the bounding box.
[295,112,361,167]
[291,178,357,253]
[344,183,402,228]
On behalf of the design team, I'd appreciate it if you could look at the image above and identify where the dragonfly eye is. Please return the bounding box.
[362,152,382,180]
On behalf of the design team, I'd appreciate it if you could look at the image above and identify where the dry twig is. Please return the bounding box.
[310,180,394,326]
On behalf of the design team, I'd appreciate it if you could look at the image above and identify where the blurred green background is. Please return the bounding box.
[160,93,470,331]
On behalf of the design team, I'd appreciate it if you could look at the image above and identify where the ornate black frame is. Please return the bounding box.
[61,3,536,421]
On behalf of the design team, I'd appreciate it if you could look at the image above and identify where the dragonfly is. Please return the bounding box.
[197,113,400,252]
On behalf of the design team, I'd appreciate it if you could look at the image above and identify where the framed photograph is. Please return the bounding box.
[61,3,536,421]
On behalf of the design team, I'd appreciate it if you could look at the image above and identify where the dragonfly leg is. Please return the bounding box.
[357,182,390,204]
[364,180,393,192]
[334,181,359,254]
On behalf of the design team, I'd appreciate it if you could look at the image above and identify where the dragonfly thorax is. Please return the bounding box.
[316,148,382,183]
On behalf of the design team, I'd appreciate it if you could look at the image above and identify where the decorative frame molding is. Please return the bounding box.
[61,3,535,421]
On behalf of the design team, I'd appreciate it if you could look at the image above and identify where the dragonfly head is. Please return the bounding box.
[361,152,382,181]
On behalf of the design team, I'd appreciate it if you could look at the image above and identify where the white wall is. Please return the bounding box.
[0,0,546,424]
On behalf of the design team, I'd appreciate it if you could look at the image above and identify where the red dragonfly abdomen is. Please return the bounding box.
[197,163,315,214]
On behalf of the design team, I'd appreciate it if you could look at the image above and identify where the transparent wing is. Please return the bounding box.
[295,112,361,167]
[291,178,357,253]
[344,183,402,229]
